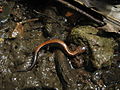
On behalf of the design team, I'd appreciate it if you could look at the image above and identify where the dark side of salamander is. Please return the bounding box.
[17,39,86,72]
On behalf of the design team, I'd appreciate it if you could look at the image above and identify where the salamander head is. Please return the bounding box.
[76,46,86,55]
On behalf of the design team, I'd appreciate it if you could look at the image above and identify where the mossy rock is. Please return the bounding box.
[70,26,117,68]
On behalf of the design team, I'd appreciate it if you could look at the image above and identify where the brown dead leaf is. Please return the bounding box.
[11,18,39,38]
[11,22,24,38]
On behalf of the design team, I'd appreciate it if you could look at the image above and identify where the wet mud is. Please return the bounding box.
[0,0,120,90]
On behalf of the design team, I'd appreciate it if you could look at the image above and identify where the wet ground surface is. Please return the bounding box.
[0,0,120,90]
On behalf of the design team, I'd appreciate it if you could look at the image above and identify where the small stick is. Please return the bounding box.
[57,0,105,26]
[19,18,39,24]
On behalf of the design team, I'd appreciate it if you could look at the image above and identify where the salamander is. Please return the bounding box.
[17,39,86,72]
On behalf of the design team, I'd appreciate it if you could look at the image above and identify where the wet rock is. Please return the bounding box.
[44,7,68,40]
[102,68,120,86]
[34,52,62,90]
[70,26,117,68]
[54,50,95,90]
[92,67,120,88]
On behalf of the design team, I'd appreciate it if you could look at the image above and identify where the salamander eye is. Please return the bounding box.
[76,46,86,54]
[81,47,86,50]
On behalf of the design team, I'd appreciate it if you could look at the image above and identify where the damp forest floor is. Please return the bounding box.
[0,0,120,90]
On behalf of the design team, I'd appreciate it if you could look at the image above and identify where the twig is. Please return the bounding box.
[57,0,105,26]
[19,18,39,24]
